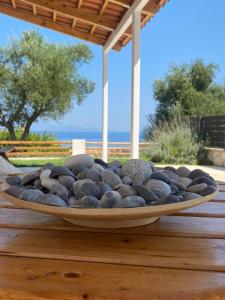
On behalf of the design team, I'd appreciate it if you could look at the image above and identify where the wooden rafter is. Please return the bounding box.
[32,4,36,16]
[0,3,121,51]
[72,18,77,29]
[53,10,57,22]
[77,0,83,9]
[90,0,109,35]
[11,0,16,9]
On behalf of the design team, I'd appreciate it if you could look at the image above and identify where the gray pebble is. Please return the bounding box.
[6,176,21,186]
[70,196,100,208]
[182,192,201,201]
[58,175,75,189]
[199,185,217,196]
[100,191,121,208]
[80,182,100,198]
[40,169,51,181]
[134,185,159,204]
[19,189,44,202]
[72,179,93,199]
[187,183,207,193]
[41,178,68,201]
[101,170,122,188]
[6,186,26,197]
[64,154,94,174]
[144,179,171,198]
[96,182,112,198]
[50,166,75,178]
[162,170,181,182]
[21,173,39,185]
[38,194,67,207]
[115,196,145,208]
[188,169,209,180]
[77,167,101,182]
[158,195,180,205]
[150,171,169,183]
[175,166,191,177]
[122,176,132,185]
[117,185,137,198]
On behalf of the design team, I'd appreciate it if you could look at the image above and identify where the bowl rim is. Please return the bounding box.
[0,185,219,220]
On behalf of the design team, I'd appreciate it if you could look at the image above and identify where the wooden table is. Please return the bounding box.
[0,183,225,300]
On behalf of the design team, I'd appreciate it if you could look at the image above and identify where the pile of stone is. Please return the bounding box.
[3,154,217,208]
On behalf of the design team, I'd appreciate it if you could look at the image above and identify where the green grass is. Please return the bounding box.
[10,154,148,168]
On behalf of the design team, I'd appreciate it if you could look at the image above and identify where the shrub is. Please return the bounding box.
[0,129,55,141]
[143,117,201,164]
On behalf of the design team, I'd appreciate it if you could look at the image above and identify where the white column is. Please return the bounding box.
[102,49,108,162]
[130,9,141,159]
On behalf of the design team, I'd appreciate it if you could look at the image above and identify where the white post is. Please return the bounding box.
[102,49,108,162]
[130,9,141,159]
[72,139,85,155]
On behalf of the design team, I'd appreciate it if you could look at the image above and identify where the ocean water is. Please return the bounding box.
[39,131,144,142]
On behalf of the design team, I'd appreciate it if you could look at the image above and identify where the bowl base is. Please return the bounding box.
[62,216,160,228]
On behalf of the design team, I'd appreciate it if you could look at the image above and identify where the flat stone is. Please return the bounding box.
[199,185,217,196]
[188,176,216,188]
[179,177,192,189]
[122,159,152,186]
[94,158,108,168]
[40,169,51,181]
[77,167,101,182]
[181,192,201,201]
[64,154,94,175]
[41,178,68,201]
[162,170,181,182]
[21,173,39,185]
[115,196,145,208]
[50,166,75,178]
[100,191,121,208]
[38,194,67,207]
[101,170,122,188]
[169,179,186,191]
[6,176,21,186]
[188,169,209,180]
[19,189,44,202]
[150,171,169,183]
[6,186,26,197]
[70,196,100,208]
[144,179,171,198]
[175,166,191,177]
[159,195,181,204]
[117,185,137,198]
[134,185,159,204]
[187,183,207,193]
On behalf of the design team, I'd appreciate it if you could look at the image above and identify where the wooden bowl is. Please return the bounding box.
[1,186,219,228]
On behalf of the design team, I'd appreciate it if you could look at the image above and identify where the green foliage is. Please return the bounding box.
[0,30,94,140]
[0,129,55,141]
[152,59,225,123]
[144,117,201,164]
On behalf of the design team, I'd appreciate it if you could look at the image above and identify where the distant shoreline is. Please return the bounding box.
[34,131,144,142]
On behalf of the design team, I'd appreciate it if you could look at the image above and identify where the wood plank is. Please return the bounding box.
[1,208,225,238]
[1,256,225,300]
[174,202,225,218]
[212,192,225,202]
[1,228,225,272]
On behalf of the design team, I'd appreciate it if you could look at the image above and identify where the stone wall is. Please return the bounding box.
[204,147,225,167]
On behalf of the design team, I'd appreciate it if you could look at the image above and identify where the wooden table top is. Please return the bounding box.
[0,183,225,300]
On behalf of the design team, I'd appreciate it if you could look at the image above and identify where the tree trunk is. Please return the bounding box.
[20,120,33,140]
[5,124,17,141]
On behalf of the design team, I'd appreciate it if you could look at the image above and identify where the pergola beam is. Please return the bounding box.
[0,3,121,50]
[22,0,120,33]
[102,50,108,162]
[104,0,149,53]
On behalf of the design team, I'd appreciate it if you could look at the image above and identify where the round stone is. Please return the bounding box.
[58,175,75,189]
[94,158,108,168]
[70,196,100,208]
[179,177,192,189]
[96,182,112,198]
[100,191,121,208]
[77,167,101,182]
[162,170,181,182]
[122,159,152,186]
[101,170,122,188]
[122,176,132,185]
[109,160,122,169]
[6,186,26,197]
[175,166,191,177]
[94,163,105,173]
[64,154,94,174]
[41,178,68,201]
[181,192,201,201]
[72,179,93,199]
[80,182,100,198]
[169,179,186,191]
[144,179,171,198]
[159,195,180,204]
[134,185,159,205]
[115,196,145,208]
[187,183,207,193]
[40,169,51,181]
[164,166,176,172]
[21,173,39,185]
[68,196,78,207]
[150,171,169,183]
[117,185,137,198]
[6,176,21,186]
[188,176,216,188]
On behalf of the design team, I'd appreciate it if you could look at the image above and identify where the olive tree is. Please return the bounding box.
[0,30,94,140]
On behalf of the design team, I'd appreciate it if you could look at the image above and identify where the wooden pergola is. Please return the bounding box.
[0,0,169,161]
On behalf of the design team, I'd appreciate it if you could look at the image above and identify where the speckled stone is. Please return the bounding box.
[187,183,207,193]
[122,159,152,186]
[117,185,137,198]
[70,196,100,208]
[134,185,159,205]
[101,170,122,188]
[150,171,169,183]
[144,179,171,198]
[100,191,121,208]
[175,166,191,177]
[114,196,145,208]
[64,154,94,174]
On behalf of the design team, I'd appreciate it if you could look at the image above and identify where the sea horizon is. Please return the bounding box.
[34,130,144,142]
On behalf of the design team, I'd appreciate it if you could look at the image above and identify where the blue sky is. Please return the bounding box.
[0,0,225,133]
